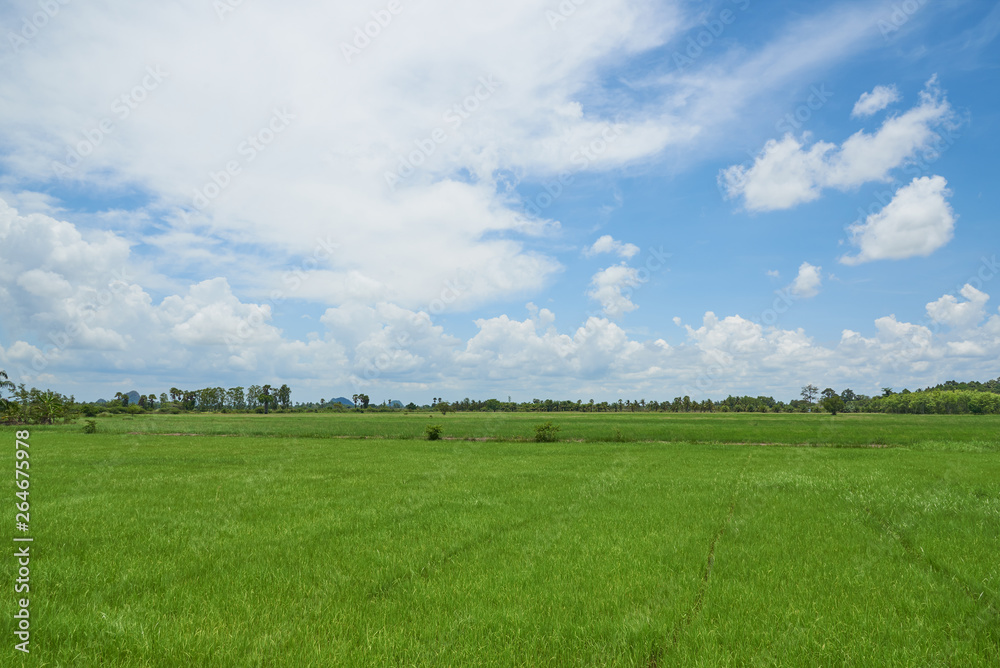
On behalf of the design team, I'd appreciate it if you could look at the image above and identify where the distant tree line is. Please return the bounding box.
[3,369,1000,424]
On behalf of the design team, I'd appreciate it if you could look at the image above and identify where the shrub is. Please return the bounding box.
[425,424,443,441]
[534,421,560,443]
[83,419,97,434]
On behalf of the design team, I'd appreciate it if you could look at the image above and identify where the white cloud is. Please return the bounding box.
[926,284,989,330]
[2,4,996,403]
[0,1,691,313]
[0,1,898,319]
[720,135,832,210]
[840,176,955,265]
[721,78,955,211]
[587,264,644,318]
[851,84,901,118]
[584,235,640,259]
[3,207,999,401]
[787,262,822,298]
[766,270,781,278]
[458,310,663,382]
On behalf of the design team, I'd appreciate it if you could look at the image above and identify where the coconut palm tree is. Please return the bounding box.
[0,370,14,410]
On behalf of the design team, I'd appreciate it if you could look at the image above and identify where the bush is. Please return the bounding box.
[425,424,443,441]
[82,419,97,434]
[534,421,560,443]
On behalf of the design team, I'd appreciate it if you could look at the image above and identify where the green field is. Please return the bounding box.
[4,413,999,666]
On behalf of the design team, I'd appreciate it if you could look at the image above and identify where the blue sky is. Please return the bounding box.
[0,0,998,404]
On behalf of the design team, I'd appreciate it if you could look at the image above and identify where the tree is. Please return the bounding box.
[261,385,273,414]
[0,370,14,411]
[801,385,819,404]
[841,388,856,402]
[227,387,245,410]
[33,390,65,424]
[277,384,291,409]
[247,385,262,410]
[821,393,845,415]
[882,387,895,397]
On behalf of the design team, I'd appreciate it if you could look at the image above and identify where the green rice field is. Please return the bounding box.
[3,413,999,666]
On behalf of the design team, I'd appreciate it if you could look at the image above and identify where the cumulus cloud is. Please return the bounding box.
[4,204,999,402]
[851,84,901,117]
[584,235,640,259]
[2,5,996,402]
[787,262,822,298]
[720,77,955,211]
[0,1,691,312]
[458,309,663,382]
[926,284,989,330]
[840,176,955,265]
[587,264,644,318]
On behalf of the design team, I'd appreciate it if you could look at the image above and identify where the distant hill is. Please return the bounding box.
[329,397,355,407]
[127,391,141,405]
[389,400,404,409]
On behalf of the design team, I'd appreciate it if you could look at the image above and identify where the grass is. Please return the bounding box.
[2,413,998,665]
[50,410,1000,448]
